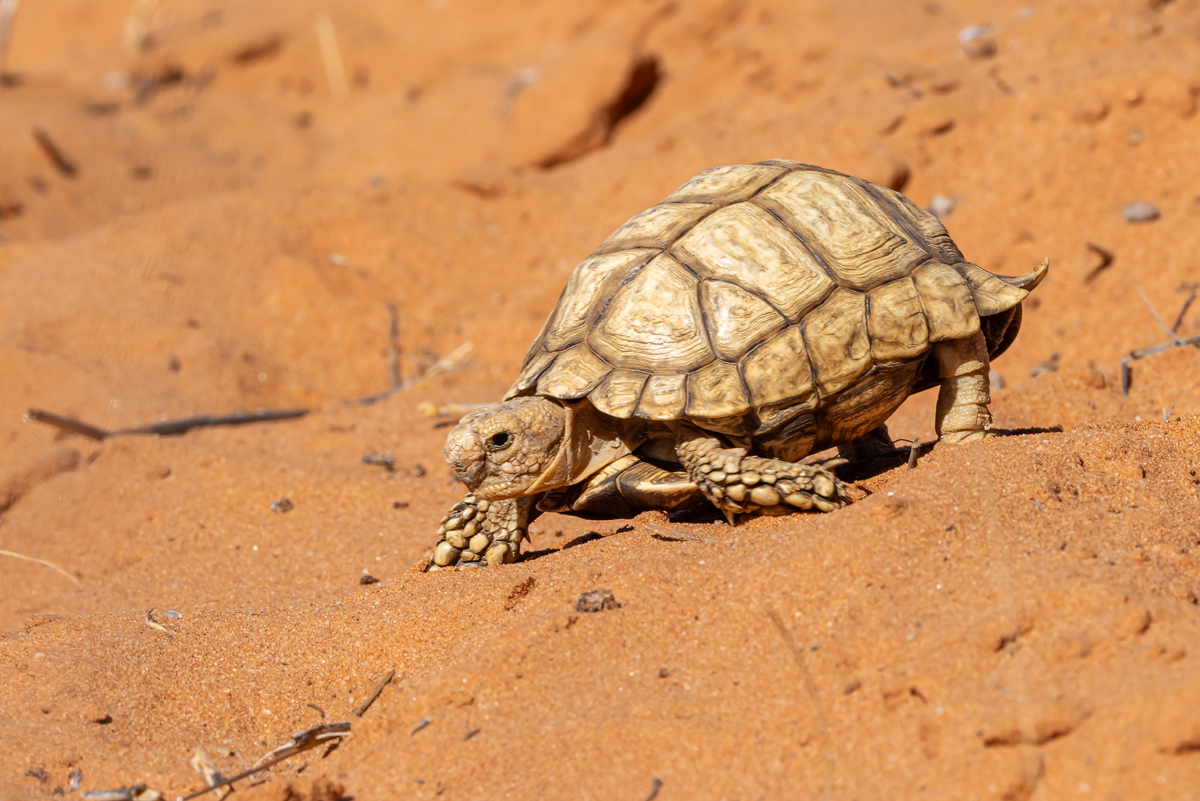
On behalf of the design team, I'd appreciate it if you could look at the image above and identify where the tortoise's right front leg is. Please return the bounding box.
[675,430,852,522]
[427,495,533,570]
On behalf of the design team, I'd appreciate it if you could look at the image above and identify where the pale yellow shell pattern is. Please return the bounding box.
[506,160,1044,455]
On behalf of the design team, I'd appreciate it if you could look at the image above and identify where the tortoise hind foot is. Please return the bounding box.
[427,495,527,571]
[676,436,852,522]
[837,423,897,461]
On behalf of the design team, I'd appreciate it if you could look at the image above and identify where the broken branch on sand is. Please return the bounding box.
[352,668,396,717]
[0,548,81,586]
[1121,292,1200,396]
[179,721,352,800]
[24,339,473,441]
[32,128,79,177]
[24,408,310,442]
[0,0,18,74]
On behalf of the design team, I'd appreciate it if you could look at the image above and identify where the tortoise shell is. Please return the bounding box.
[506,160,1044,450]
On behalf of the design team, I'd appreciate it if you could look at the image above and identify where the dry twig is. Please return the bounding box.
[24,306,472,442]
[32,128,79,177]
[765,606,836,801]
[314,15,348,99]
[352,668,396,717]
[189,750,228,800]
[906,437,921,469]
[417,401,490,418]
[1172,289,1196,333]
[1137,285,1185,345]
[123,0,160,53]
[1120,291,1200,395]
[0,548,80,586]
[144,608,173,640]
[0,0,18,74]
[180,722,352,801]
[387,304,401,390]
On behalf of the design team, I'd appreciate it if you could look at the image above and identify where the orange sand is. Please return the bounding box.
[2,0,1199,798]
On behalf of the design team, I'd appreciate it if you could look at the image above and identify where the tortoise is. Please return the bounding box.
[428,159,1047,569]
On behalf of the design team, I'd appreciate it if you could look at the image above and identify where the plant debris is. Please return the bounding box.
[577,589,620,613]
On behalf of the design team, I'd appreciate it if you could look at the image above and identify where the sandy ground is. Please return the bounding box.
[2,0,1199,798]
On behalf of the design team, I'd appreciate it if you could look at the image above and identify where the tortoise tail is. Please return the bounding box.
[1006,257,1050,291]
[953,258,1049,317]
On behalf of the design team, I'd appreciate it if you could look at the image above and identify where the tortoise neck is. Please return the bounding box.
[523,401,640,494]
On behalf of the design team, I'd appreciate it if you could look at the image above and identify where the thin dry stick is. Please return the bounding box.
[0,548,80,586]
[24,408,309,442]
[386,304,401,390]
[1136,285,1185,345]
[1172,290,1196,333]
[123,0,160,53]
[401,341,473,389]
[352,668,395,717]
[417,401,491,418]
[179,722,352,801]
[26,334,472,440]
[1119,334,1200,396]
[32,128,79,177]
[314,14,348,99]
[765,606,836,801]
[0,0,18,73]
[906,436,921,469]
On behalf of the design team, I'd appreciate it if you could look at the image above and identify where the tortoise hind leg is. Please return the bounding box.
[675,430,852,523]
[837,423,896,461]
[934,329,994,444]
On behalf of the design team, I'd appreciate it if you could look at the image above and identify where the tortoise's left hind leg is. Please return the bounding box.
[934,329,994,444]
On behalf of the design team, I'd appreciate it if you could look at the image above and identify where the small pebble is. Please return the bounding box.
[359,574,380,585]
[269,498,294,514]
[1123,201,1159,223]
[164,609,183,620]
[927,194,959,219]
[361,451,395,471]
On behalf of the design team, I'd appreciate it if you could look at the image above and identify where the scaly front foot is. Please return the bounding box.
[677,435,852,521]
[427,495,530,570]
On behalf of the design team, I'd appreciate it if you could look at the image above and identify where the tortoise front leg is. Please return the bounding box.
[934,329,993,444]
[675,430,852,523]
[553,454,705,517]
[427,495,538,570]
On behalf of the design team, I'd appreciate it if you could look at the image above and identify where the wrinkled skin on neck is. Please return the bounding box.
[443,397,639,501]
[444,397,569,500]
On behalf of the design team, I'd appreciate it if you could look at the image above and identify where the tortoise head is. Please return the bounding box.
[443,397,567,500]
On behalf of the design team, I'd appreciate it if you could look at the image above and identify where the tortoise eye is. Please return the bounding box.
[489,432,513,449]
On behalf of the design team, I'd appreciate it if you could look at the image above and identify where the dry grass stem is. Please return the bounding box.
[417,401,491,418]
[1137,285,1185,345]
[352,668,396,717]
[1172,290,1196,333]
[765,606,837,801]
[906,436,921,469]
[143,608,173,639]
[189,749,229,799]
[387,303,401,389]
[0,0,18,73]
[0,548,80,586]
[180,722,352,801]
[123,0,161,53]
[314,15,348,99]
